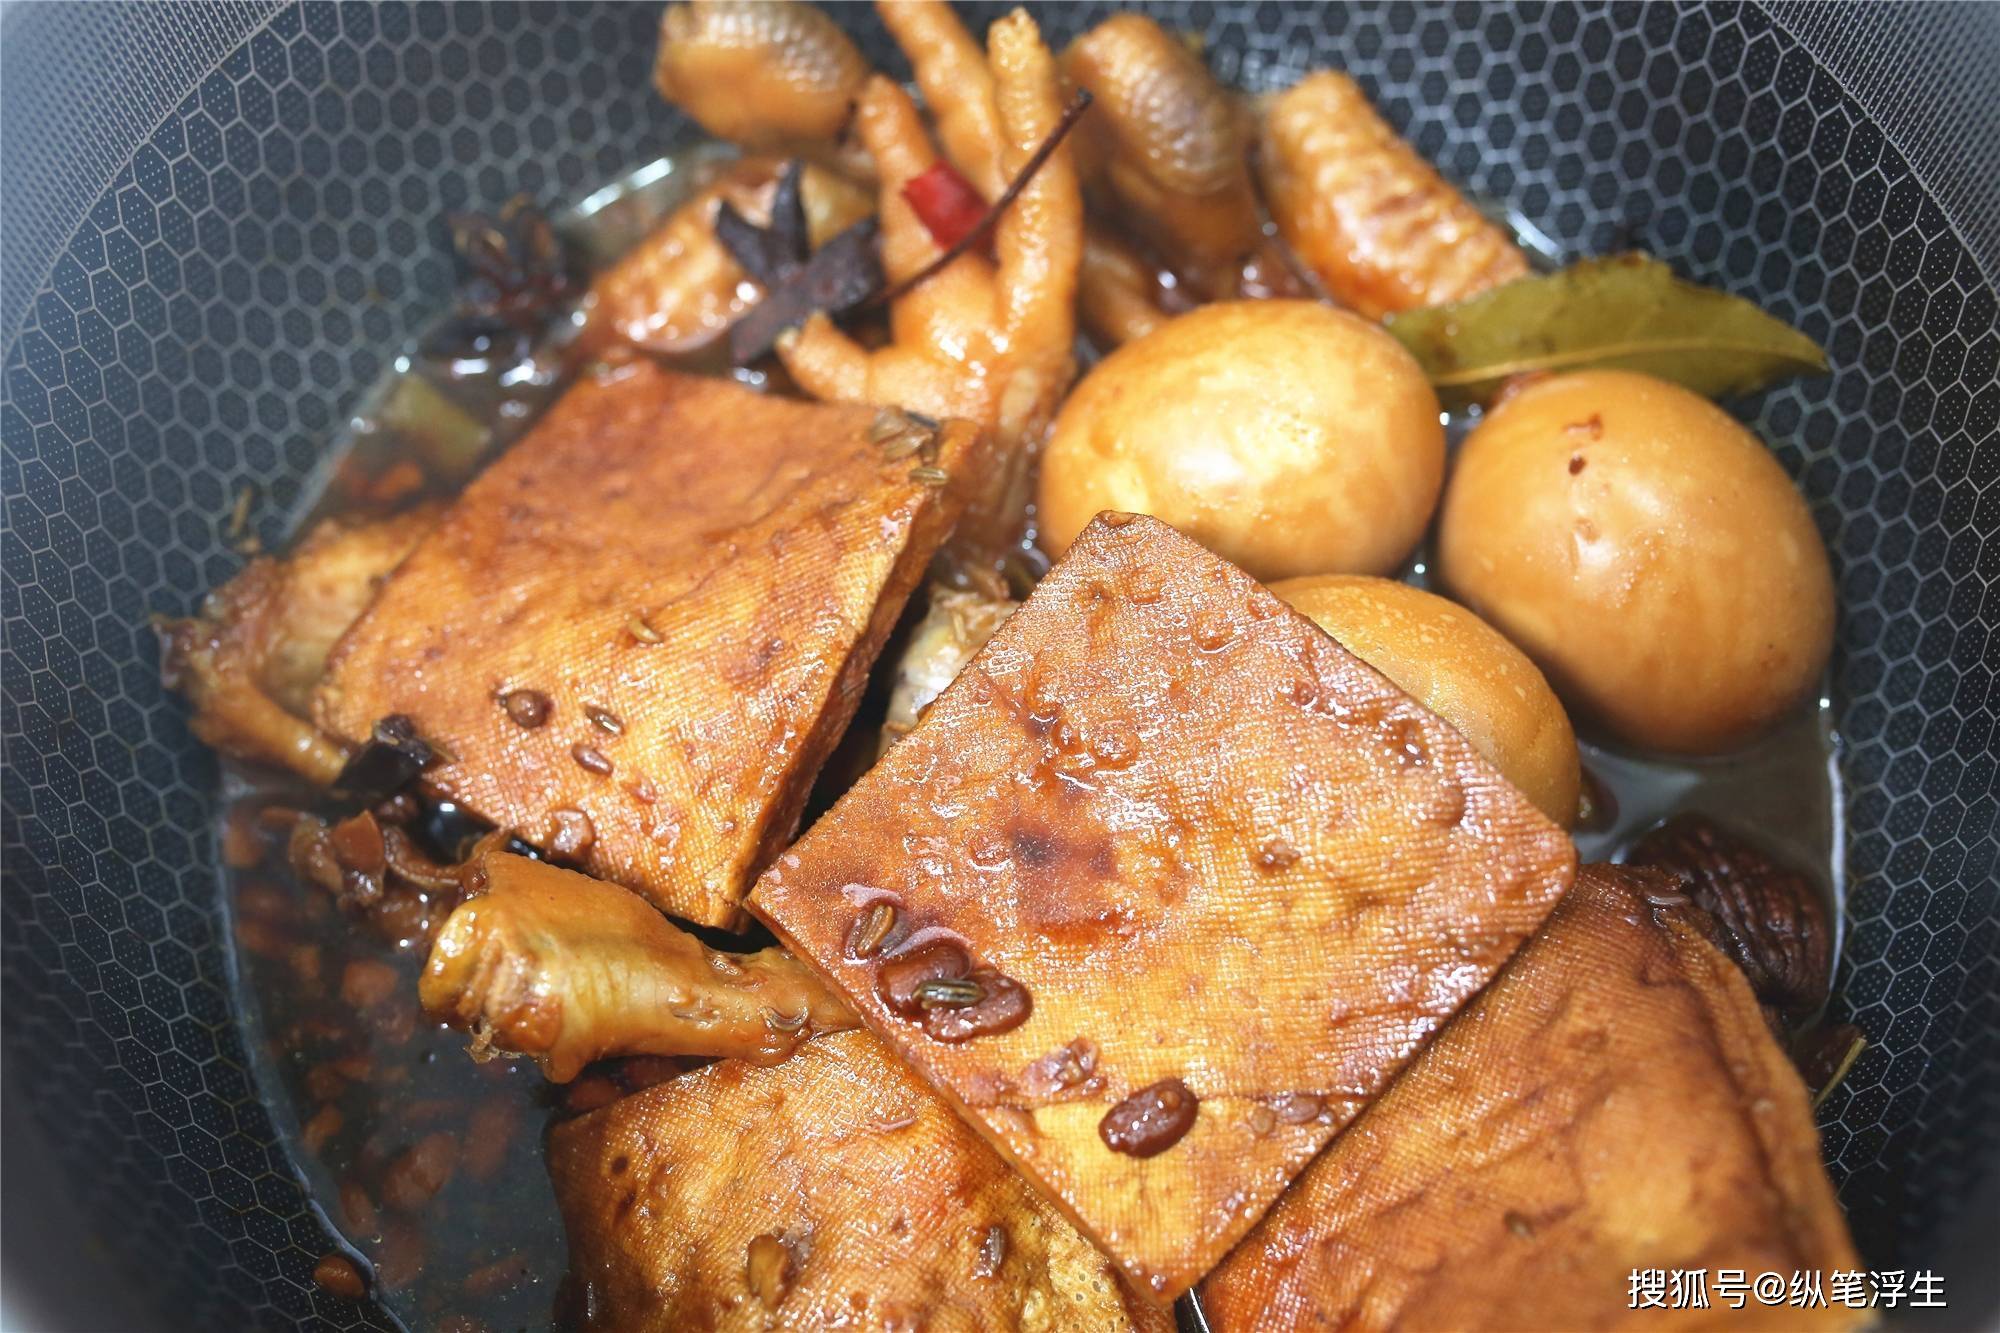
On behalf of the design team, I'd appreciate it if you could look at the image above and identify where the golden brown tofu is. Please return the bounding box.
[316,365,989,927]
[160,505,438,783]
[549,1030,1174,1332]
[1199,864,1863,1333]
[751,513,1576,1301]
[421,851,856,1082]
[1259,71,1529,319]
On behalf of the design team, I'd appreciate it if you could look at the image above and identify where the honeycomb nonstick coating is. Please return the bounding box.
[2,3,1994,1328]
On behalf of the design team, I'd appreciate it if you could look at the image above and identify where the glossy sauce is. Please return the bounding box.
[221,150,747,1333]
[225,784,567,1332]
[218,149,1845,1333]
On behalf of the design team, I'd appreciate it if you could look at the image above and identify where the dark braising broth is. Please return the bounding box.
[216,149,1846,1332]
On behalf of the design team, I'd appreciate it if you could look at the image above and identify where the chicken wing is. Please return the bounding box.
[1061,14,1261,296]
[881,585,1017,747]
[1259,71,1528,319]
[751,513,1576,1300]
[1075,225,1174,349]
[652,0,869,152]
[159,504,438,783]
[421,850,856,1082]
[550,1029,1174,1332]
[316,365,990,928]
[1199,864,1863,1332]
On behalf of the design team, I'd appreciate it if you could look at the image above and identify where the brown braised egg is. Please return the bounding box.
[1437,370,1835,754]
[1036,301,1445,581]
[1272,574,1581,825]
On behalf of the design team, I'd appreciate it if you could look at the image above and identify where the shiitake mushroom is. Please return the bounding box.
[1627,813,1834,1025]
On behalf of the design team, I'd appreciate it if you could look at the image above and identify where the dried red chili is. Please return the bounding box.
[901,161,988,250]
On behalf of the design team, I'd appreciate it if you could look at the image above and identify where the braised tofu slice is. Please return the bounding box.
[422,851,855,1082]
[751,513,1576,1300]
[549,1030,1173,1333]
[316,365,987,927]
[1200,865,1863,1332]
[160,505,439,783]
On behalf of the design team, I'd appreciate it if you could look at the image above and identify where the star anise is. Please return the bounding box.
[420,195,578,367]
[714,159,812,285]
[718,160,883,365]
[723,90,1093,367]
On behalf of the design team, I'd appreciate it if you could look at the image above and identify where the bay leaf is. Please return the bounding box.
[1383,252,1828,409]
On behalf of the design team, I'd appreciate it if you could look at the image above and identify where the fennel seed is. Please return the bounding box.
[915,977,984,1009]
